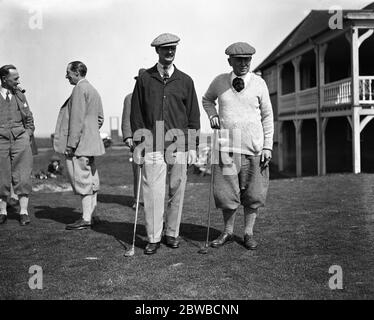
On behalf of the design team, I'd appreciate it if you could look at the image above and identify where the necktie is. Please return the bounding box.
[163,66,169,83]
[232,77,245,92]
[5,90,10,102]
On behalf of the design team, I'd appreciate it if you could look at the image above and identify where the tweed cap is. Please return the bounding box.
[151,33,180,47]
[225,42,256,57]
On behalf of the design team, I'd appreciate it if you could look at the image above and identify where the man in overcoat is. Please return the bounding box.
[54,61,105,230]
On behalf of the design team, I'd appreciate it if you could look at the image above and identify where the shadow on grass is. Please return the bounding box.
[91,221,223,250]
[34,206,81,224]
[92,220,148,250]
[179,223,244,248]
[180,223,220,242]
[97,194,134,207]
[33,202,226,250]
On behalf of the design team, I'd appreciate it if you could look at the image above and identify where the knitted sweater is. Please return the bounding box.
[202,71,274,155]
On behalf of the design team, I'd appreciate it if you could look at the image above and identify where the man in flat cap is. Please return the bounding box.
[54,61,105,230]
[121,68,146,209]
[202,42,273,250]
[0,65,35,226]
[131,33,200,255]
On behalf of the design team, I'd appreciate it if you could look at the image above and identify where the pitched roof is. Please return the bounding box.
[255,4,374,71]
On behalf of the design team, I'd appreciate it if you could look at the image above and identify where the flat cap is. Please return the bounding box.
[225,42,256,57]
[151,33,180,47]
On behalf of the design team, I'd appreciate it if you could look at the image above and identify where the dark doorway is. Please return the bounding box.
[325,117,352,173]
[282,121,296,174]
[361,117,374,173]
[301,119,318,175]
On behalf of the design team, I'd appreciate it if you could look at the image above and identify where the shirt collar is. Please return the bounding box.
[0,86,12,99]
[230,71,252,87]
[157,62,174,77]
[76,78,86,85]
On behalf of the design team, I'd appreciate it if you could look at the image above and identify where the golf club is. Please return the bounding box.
[124,164,142,257]
[198,129,218,254]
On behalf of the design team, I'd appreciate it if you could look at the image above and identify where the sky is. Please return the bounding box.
[0,0,371,137]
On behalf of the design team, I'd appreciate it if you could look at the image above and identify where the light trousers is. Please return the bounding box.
[65,156,100,196]
[142,152,187,243]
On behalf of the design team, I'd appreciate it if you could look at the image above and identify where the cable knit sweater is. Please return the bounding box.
[202,71,274,155]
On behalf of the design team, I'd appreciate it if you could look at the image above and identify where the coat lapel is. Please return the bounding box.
[149,64,182,84]
[149,65,164,83]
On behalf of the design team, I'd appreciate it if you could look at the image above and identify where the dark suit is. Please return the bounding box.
[0,89,35,197]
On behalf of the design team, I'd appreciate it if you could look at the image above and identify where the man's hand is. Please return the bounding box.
[64,147,75,158]
[187,150,197,165]
[261,149,272,168]
[132,146,144,167]
[210,116,220,129]
[124,137,134,152]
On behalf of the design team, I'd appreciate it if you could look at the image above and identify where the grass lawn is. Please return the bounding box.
[0,147,374,299]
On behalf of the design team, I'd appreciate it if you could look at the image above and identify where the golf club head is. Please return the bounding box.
[198,245,209,254]
[124,247,135,257]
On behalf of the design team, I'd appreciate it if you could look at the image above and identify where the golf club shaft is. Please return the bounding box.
[130,165,142,249]
[204,129,217,247]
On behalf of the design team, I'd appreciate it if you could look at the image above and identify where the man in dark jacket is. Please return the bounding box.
[131,33,200,255]
[0,65,35,226]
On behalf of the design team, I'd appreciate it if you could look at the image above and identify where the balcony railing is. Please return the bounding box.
[279,92,296,115]
[278,76,374,116]
[278,87,319,115]
[298,87,318,113]
[360,76,374,104]
[322,78,352,107]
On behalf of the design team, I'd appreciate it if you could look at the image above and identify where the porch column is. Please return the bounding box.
[321,118,329,175]
[351,27,360,173]
[277,64,284,171]
[292,56,302,113]
[316,44,328,176]
[277,63,284,109]
[293,119,303,177]
[278,121,284,171]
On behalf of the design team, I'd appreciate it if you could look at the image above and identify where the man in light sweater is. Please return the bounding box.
[202,42,273,250]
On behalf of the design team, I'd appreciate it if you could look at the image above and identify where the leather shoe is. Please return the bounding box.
[0,214,7,225]
[244,234,258,250]
[164,235,180,249]
[19,214,30,226]
[211,232,233,248]
[66,218,91,230]
[144,242,160,254]
[144,242,160,255]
